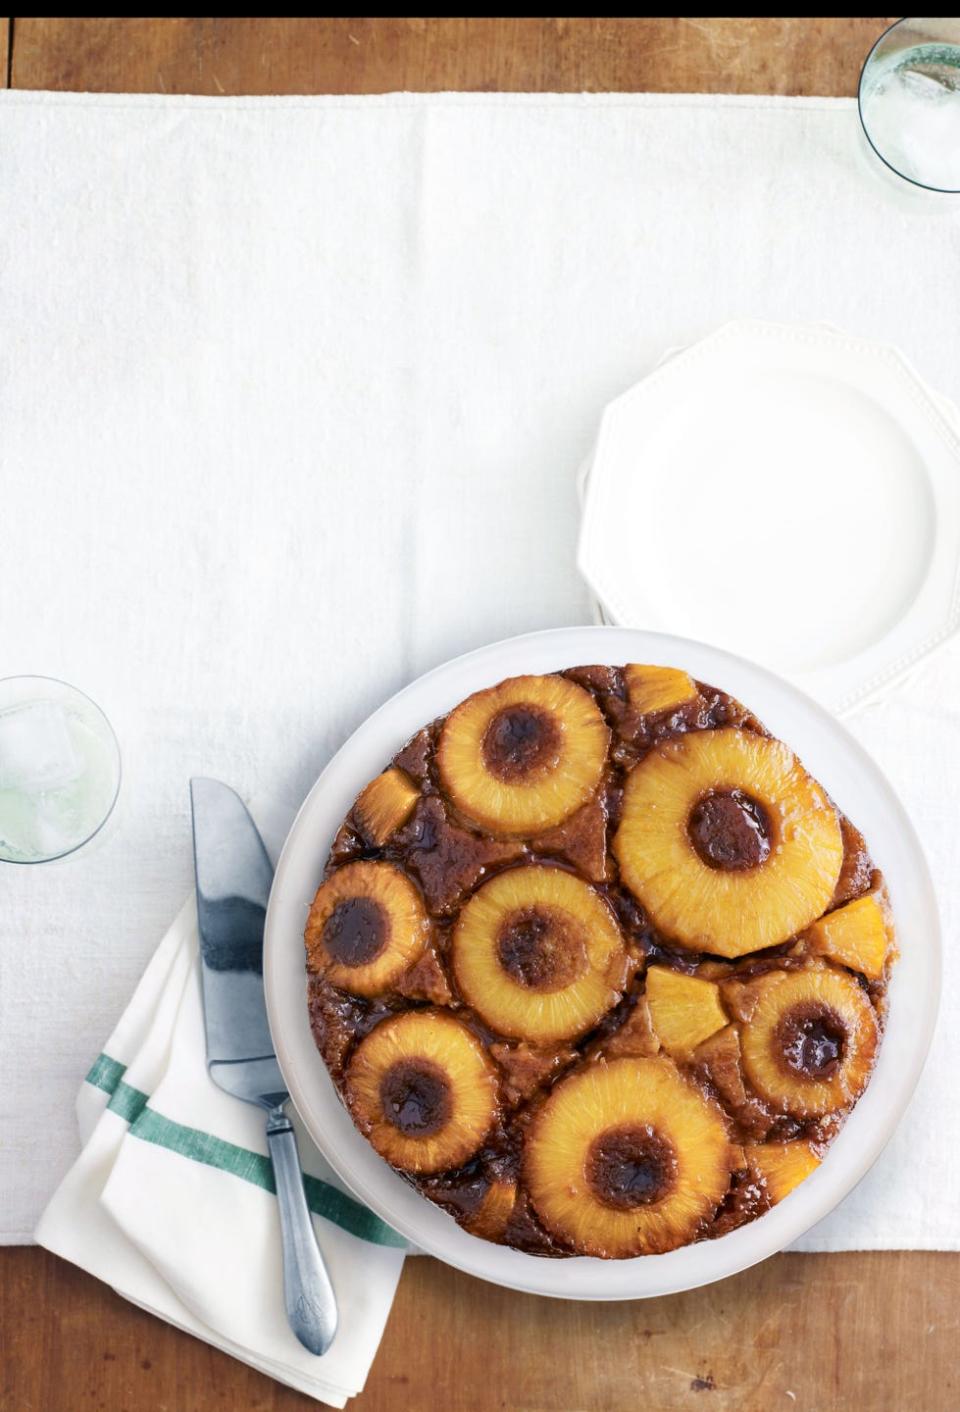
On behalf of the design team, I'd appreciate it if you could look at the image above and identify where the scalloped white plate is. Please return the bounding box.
[578,321,960,716]
[264,626,939,1300]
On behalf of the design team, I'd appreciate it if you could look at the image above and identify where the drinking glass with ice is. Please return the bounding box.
[0,679,121,863]
[859,18,960,198]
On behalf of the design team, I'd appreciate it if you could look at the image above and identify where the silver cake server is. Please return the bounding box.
[190,776,338,1356]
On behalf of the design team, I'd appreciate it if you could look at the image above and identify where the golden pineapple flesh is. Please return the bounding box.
[355,766,420,845]
[739,966,878,1118]
[806,894,890,980]
[436,674,609,836]
[345,1010,498,1174]
[305,860,431,996]
[524,1056,735,1257]
[451,864,628,1043]
[645,966,728,1056]
[746,1140,820,1203]
[624,663,698,716]
[613,728,844,957]
[465,1180,517,1240]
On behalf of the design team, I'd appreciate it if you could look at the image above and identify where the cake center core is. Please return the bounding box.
[586,1125,677,1209]
[496,905,588,991]
[482,704,562,781]
[777,1001,847,1079]
[323,896,388,967]
[688,789,772,871]
[380,1059,452,1137]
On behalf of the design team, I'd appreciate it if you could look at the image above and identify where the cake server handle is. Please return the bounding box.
[266,1105,339,1355]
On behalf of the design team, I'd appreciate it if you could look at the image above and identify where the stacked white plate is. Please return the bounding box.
[577,321,960,716]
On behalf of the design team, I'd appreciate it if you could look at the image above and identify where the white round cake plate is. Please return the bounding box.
[264,626,940,1301]
[577,321,960,717]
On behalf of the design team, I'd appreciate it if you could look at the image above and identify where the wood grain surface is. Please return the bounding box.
[10,17,896,96]
[2,16,948,1412]
[2,1244,957,1412]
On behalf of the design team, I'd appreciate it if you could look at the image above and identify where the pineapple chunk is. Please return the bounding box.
[694,1023,749,1108]
[624,663,698,716]
[646,966,727,1055]
[806,894,888,980]
[466,1180,517,1241]
[746,1140,820,1203]
[355,767,419,845]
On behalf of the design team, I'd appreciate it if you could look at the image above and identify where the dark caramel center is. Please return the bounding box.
[776,1002,847,1079]
[481,704,562,782]
[586,1125,678,1209]
[379,1059,452,1137]
[688,789,772,871]
[496,906,588,992]
[323,896,388,968]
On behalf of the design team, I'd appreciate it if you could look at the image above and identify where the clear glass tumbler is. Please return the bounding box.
[859,18,960,196]
[0,676,121,864]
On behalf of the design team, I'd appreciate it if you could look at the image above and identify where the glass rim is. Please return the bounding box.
[0,674,123,866]
[857,16,960,196]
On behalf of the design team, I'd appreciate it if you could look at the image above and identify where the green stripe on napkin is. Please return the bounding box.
[85,1051,129,1096]
[84,1053,405,1249]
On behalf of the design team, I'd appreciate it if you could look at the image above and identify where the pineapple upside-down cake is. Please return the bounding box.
[304,665,895,1258]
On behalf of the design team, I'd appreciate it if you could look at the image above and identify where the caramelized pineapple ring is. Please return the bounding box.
[346,1011,498,1174]
[452,865,628,1042]
[614,728,843,957]
[305,860,430,996]
[740,968,878,1118]
[436,674,609,836]
[524,1057,734,1257]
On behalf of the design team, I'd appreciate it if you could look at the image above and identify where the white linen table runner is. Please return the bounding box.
[2,91,959,1257]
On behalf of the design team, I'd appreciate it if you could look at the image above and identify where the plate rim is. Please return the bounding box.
[577,318,960,716]
[264,624,941,1300]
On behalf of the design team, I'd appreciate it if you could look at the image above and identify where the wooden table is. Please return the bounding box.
[3,18,951,1412]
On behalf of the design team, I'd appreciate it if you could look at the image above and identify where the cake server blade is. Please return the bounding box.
[189,777,338,1355]
[190,776,283,1100]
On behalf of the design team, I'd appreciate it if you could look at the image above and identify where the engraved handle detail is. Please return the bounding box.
[266,1107,339,1356]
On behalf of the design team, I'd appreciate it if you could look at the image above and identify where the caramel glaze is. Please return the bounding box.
[309,668,887,1256]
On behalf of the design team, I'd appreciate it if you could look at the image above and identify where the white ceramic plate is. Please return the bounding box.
[578,321,960,716]
[264,626,940,1300]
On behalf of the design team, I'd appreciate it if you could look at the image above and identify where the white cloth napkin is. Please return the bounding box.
[3,91,960,1255]
[35,800,406,1407]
